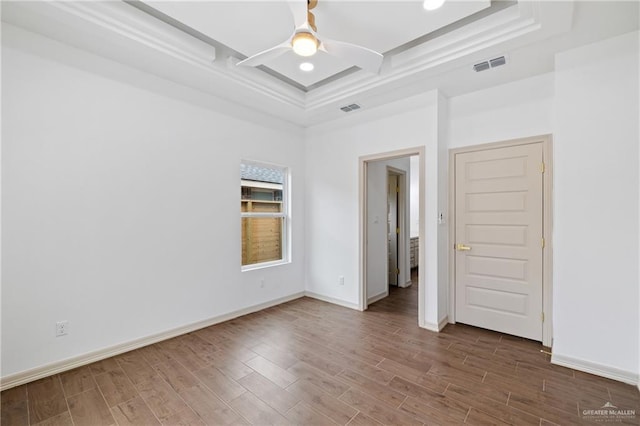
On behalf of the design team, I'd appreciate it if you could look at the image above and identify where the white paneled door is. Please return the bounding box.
[454,143,544,341]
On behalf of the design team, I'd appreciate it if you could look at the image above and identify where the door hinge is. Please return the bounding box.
[396,268,400,275]
[541,238,545,248]
[396,227,400,234]
[396,186,400,193]
[541,312,545,322]
[540,162,545,173]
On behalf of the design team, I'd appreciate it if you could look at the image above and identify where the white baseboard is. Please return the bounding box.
[398,280,412,289]
[304,291,361,311]
[551,353,639,386]
[0,292,305,391]
[367,291,388,305]
[423,316,449,332]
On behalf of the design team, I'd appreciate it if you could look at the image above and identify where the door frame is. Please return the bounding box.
[360,147,425,324]
[448,135,553,347]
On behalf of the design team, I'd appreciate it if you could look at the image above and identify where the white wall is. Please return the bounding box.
[448,73,554,149]
[366,157,411,300]
[552,31,639,381]
[305,91,446,328]
[1,25,306,379]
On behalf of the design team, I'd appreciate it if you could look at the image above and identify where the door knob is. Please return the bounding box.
[456,243,471,251]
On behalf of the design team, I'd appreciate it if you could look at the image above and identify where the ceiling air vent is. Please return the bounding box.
[340,103,361,112]
[490,56,506,68]
[473,55,507,72]
[473,61,490,72]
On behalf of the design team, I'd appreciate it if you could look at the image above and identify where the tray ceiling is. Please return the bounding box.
[138,0,493,90]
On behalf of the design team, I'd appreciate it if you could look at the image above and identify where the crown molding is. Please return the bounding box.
[49,1,308,111]
[49,1,218,74]
[2,1,306,111]
[305,90,439,136]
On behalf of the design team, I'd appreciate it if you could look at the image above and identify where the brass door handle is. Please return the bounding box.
[456,243,471,251]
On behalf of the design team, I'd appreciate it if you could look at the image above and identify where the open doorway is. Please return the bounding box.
[360,148,424,323]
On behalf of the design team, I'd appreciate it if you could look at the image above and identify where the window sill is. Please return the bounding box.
[241,259,290,272]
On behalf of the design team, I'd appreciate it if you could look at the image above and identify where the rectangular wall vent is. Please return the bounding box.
[340,103,361,112]
[490,56,506,68]
[473,55,507,72]
[473,61,490,72]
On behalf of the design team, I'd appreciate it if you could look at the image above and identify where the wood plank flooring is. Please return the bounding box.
[2,272,639,425]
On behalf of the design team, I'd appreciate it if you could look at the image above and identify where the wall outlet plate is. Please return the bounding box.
[56,320,68,337]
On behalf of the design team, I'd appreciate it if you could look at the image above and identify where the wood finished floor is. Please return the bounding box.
[2,273,639,425]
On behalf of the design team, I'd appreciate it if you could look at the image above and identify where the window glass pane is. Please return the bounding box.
[241,163,285,211]
[241,217,284,266]
[241,199,283,213]
[241,186,283,203]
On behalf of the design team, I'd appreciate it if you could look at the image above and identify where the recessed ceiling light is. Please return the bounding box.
[299,62,314,72]
[423,0,445,11]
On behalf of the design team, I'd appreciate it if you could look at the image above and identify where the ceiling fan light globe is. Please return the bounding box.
[292,32,318,57]
[423,0,445,11]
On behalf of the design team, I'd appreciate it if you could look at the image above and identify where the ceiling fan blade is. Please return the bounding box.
[237,41,291,67]
[320,39,384,74]
[287,0,308,29]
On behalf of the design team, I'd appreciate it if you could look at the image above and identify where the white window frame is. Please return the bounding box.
[241,160,290,271]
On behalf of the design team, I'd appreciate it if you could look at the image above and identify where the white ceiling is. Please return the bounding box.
[144,0,491,88]
[1,1,638,128]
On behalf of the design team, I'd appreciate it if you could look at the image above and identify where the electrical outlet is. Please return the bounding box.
[56,320,68,337]
[339,276,345,285]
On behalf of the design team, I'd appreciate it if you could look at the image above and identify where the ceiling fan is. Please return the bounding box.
[237,0,384,74]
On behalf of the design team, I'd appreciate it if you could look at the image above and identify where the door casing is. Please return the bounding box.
[448,135,553,347]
